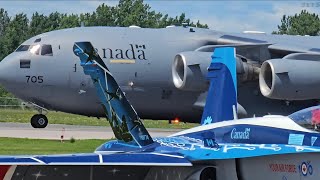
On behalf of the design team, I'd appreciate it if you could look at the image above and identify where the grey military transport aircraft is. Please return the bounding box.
[0,25,319,128]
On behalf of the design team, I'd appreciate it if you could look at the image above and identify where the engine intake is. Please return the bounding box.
[186,166,216,180]
[172,52,212,91]
[172,51,259,92]
[260,59,320,100]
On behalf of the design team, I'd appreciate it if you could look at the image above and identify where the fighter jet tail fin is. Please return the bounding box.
[200,47,237,125]
[73,42,153,147]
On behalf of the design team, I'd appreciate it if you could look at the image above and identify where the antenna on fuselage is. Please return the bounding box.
[182,22,188,28]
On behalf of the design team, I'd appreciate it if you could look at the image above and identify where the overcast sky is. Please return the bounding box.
[0,1,319,33]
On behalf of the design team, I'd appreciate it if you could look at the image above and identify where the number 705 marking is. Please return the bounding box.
[26,76,43,83]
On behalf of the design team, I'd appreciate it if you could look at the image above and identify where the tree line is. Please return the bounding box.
[0,0,208,61]
[0,1,319,97]
[0,2,318,62]
[272,10,320,36]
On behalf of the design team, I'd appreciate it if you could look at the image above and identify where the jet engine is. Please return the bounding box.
[187,166,217,180]
[172,51,259,92]
[259,59,320,100]
[172,51,211,91]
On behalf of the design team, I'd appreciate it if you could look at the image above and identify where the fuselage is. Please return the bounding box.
[0,26,319,121]
[2,115,320,180]
[162,118,320,180]
[96,115,320,157]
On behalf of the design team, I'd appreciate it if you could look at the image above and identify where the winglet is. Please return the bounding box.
[200,47,237,125]
[73,42,153,147]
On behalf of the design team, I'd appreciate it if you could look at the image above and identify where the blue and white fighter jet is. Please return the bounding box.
[1,44,320,179]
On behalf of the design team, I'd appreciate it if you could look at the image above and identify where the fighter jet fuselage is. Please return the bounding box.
[0,26,319,125]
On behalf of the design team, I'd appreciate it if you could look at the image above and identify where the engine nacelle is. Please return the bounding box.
[172,51,259,91]
[260,59,320,100]
[172,51,211,91]
[186,166,217,180]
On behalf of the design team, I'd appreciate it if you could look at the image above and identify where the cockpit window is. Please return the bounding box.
[15,45,30,52]
[34,38,41,43]
[41,45,53,56]
[289,106,320,130]
[29,44,40,55]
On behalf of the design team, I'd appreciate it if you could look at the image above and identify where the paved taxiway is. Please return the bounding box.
[0,123,181,140]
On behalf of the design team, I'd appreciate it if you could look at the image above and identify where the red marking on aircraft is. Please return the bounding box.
[0,165,10,179]
[312,109,320,124]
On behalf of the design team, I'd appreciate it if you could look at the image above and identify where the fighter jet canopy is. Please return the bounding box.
[289,105,320,129]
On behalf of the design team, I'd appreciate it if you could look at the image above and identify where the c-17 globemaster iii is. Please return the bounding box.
[2,45,320,180]
[0,25,319,128]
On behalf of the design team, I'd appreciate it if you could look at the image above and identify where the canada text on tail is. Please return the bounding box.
[73,42,153,147]
[201,47,237,125]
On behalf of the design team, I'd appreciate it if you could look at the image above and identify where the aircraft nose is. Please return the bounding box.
[0,59,7,85]
[0,55,17,88]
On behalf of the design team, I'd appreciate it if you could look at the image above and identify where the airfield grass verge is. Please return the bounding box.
[0,137,108,155]
[0,108,197,129]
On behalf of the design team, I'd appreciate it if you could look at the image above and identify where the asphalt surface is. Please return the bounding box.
[0,123,182,140]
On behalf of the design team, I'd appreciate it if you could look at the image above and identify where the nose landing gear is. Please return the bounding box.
[31,114,48,128]
[24,102,49,128]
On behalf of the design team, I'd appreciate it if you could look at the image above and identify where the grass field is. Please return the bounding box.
[0,108,197,129]
[0,137,108,155]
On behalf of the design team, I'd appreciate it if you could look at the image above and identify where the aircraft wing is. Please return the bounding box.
[195,43,271,52]
[197,34,320,62]
[0,152,192,166]
[1,143,320,165]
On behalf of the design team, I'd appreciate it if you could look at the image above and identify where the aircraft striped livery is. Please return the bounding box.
[1,45,320,179]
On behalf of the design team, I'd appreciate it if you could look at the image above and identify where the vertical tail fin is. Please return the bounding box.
[200,47,237,125]
[73,42,153,147]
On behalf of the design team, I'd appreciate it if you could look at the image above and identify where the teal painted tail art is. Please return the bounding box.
[73,42,153,147]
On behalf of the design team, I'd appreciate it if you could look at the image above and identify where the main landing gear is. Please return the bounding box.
[24,102,49,128]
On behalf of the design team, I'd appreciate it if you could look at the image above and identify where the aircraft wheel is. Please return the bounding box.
[31,114,48,128]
